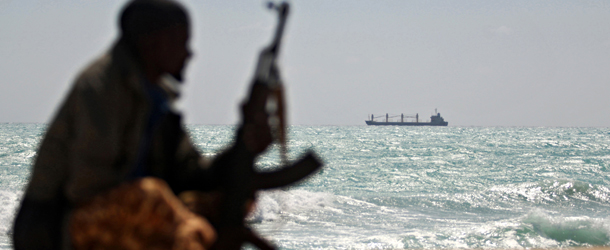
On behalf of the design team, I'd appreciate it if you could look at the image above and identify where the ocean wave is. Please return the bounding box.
[365,179,610,214]
[399,213,610,249]
[247,189,337,223]
[489,179,610,206]
[523,209,610,246]
[399,220,557,249]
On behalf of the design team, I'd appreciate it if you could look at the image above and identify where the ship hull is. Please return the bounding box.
[365,121,448,126]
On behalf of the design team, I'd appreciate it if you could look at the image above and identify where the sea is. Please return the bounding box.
[1,124,610,249]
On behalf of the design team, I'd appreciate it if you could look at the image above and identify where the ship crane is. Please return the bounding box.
[369,113,420,123]
[369,114,386,122]
[400,113,419,123]
[386,114,401,122]
[369,114,401,122]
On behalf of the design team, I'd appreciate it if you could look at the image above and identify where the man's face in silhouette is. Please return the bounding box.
[148,24,192,82]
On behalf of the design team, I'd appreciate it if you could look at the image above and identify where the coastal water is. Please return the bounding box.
[2,124,610,249]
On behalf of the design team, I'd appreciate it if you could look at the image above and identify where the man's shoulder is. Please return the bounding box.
[69,52,115,94]
[74,41,138,89]
[77,54,112,82]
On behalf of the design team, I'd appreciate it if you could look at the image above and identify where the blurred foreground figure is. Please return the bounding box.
[12,0,278,249]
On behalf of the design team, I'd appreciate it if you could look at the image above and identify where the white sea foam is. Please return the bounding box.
[248,189,336,223]
[0,190,22,236]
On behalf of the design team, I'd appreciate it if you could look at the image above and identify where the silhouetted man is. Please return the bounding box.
[13,0,272,249]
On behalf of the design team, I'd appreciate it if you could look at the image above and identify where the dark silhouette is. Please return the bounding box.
[12,0,321,249]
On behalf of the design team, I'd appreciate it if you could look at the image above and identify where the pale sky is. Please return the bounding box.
[1,0,610,126]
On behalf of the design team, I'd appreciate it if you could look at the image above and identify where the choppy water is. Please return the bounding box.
[2,124,610,249]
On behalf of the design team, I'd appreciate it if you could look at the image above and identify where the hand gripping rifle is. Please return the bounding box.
[211,2,323,250]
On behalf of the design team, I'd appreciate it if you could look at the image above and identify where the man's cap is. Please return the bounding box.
[119,0,190,40]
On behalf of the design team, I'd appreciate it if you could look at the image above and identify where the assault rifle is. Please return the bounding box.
[211,2,323,250]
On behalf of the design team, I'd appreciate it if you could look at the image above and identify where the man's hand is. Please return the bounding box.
[240,83,273,154]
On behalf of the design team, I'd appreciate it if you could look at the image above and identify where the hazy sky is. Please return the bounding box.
[1,0,610,126]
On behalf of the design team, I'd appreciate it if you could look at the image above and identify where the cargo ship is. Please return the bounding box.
[365,110,448,126]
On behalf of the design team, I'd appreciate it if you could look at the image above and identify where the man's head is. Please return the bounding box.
[119,0,192,82]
